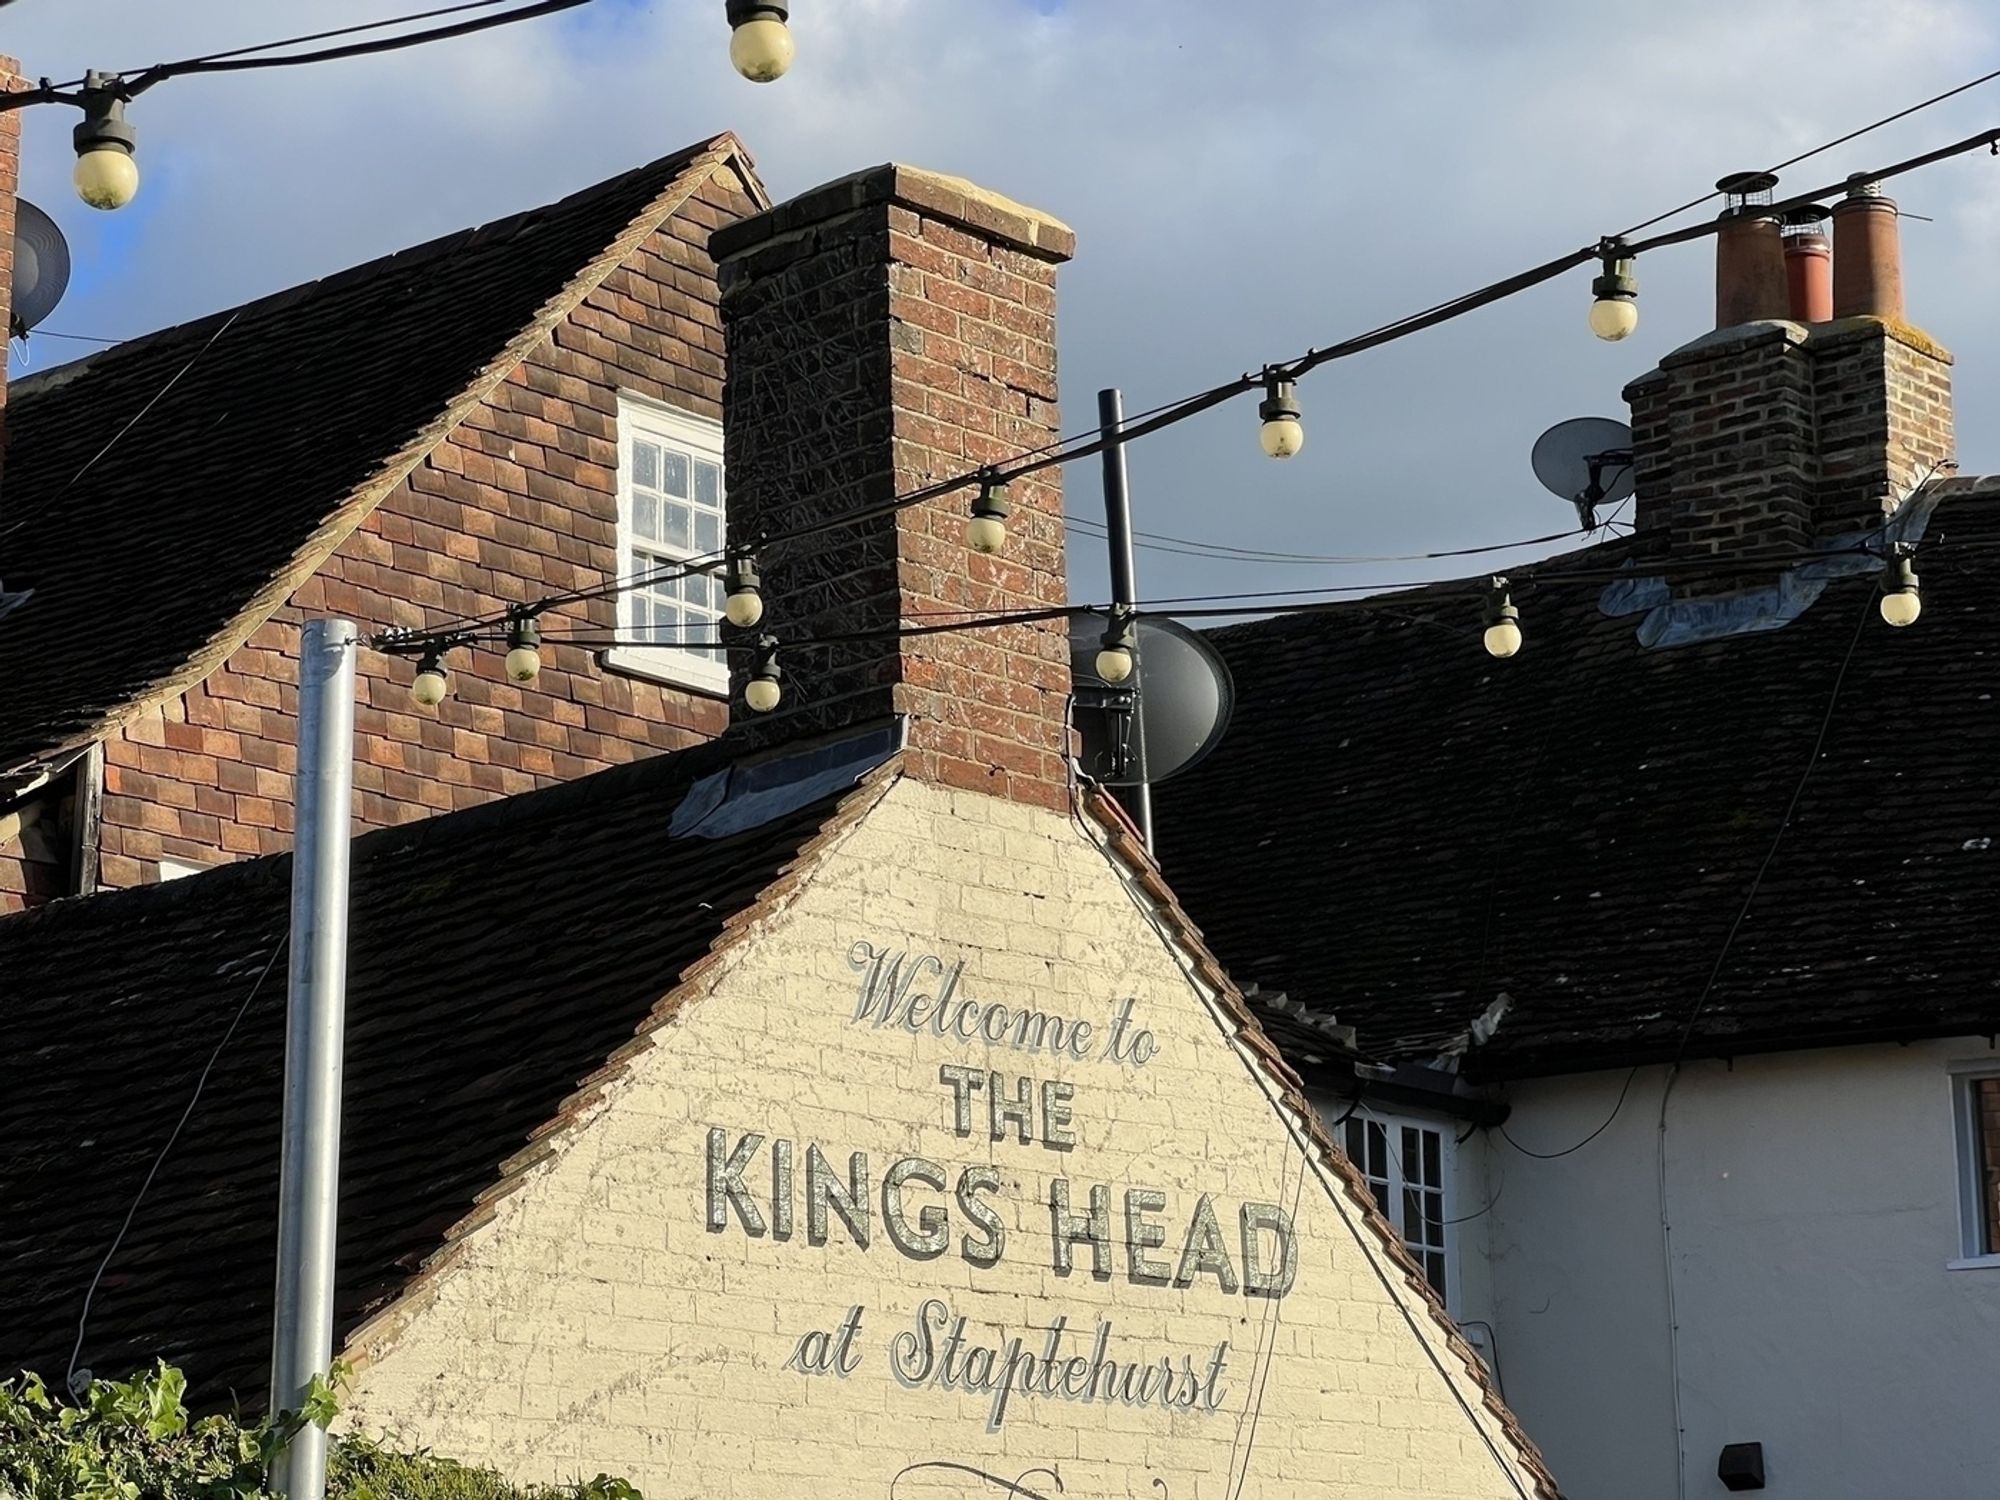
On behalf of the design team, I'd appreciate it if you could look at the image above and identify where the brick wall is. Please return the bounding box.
[82,166,761,892]
[710,166,1075,812]
[1626,317,1954,569]
[340,775,1542,1499]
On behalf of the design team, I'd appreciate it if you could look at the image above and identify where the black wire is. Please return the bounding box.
[1499,575,1880,1163]
[1664,586,1876,1068]
[1063,516,1588,567]
[401,113,2000,644]
[1615,64,2000,238]
[142,0,537,71]
[1499,1067,1641,1160]
[66,934,287,1395]
[118,0,592,92]
[24,329,124,346]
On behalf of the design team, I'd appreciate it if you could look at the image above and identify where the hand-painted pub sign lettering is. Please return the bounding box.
[705,941,1301,1429]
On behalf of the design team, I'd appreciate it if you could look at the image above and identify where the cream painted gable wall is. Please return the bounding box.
[340,774,1545,1500]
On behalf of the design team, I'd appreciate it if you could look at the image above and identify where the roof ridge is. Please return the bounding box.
[19,136,761,777]
[11,137,754,402]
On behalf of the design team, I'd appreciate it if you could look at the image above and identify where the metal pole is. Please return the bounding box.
[270,618,357,1500]
[1097,388,1153,855]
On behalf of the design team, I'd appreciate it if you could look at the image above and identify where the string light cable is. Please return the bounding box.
[4,0,594,107]
[398,100,2000,653]
[375,525,1988,711]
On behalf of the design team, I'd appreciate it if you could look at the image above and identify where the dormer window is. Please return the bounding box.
[608,393,729,694]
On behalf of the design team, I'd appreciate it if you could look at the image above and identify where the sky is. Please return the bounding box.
[6,0,2000,606]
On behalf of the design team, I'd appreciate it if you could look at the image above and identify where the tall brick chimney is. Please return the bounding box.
[1626,172,1952,569]
[710,165,1075,810]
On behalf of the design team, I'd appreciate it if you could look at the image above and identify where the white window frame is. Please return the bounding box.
[1948,1061,2000,1270]
[157,857,211,882]
[606,392,731,696]
[1335,1103,1459,1309]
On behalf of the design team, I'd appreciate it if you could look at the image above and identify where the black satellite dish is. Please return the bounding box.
[1532,416,1634,529]
[11,200,71,338]
[1068,610,1234,787]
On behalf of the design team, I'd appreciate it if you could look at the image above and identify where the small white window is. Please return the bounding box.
[608,393,730,695]
[158,857,211,882]
[1341,1110,1454,1304]
[1952,1067,2000,1267]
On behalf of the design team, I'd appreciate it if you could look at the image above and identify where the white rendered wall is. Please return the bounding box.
[1456,1040,2000,1500]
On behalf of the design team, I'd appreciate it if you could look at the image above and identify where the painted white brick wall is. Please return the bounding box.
[341,776,1541,1499]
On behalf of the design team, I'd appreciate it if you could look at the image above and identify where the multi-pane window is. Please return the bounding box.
[1955,1071,2000,1262]
[1343,1113,1450,1301]
[612,394,729,692]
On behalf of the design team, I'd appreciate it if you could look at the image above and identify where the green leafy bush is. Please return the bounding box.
[0,1365,638,1500]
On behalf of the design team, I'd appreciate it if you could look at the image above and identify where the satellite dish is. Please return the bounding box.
[1068,610,1234,787]
[1531,416,1634,529]
[11,200,71,337]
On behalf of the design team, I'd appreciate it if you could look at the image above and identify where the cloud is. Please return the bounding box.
[6,0,1998,604]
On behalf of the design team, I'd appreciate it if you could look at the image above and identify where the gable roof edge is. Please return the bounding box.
[12,136,766,783]
[1082,788,1564,1500]
[336,752,903,1374]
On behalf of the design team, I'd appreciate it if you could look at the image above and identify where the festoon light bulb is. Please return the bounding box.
[966,476,1011,556]
[1258,375,1304,459]
[411,651,450,708]
[745,637,783,713]
[724,555,765,628]
[72,75,139,212]
[504,617,542,683]
[1483,579,1523,659]
[1879,552,1922,628]
[1589,247,1639,342]
[1095,613,1136,684]
[727,0,794,81]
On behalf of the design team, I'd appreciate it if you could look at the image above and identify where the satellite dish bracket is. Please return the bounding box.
[1576,446,1635,528]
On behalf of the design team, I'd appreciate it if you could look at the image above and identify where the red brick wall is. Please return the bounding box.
[709,165,1075,811]
[78,166,759,893]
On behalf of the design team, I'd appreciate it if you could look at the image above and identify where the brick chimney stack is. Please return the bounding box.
[710,165,1075,810]
[1625,168,1952,571]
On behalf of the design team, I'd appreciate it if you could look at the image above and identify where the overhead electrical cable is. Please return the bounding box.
[1616,64,2000,239]
[5,0,593,106]
[403,113,2000,650]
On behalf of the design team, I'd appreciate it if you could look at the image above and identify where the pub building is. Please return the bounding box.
[0,149,1559,1499]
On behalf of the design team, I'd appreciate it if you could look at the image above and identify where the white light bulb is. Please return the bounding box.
[1259,415,1304,460]
[967,515,1008,555]
[725,589,765,628]
[1095,646,1134,683]
[505,644,542,683]
[74,146,139,211]
[730,17,794,81]
[745,676,783,713]
[1589,297,1640,342]
[1879,589,1921,628]
[411,667,449,708]
[1483,619,1523,659]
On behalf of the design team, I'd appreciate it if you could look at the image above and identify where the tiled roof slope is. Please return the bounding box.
[0,734,861,1403]
[0,138,747,780]
[1154,487,2000,1080]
